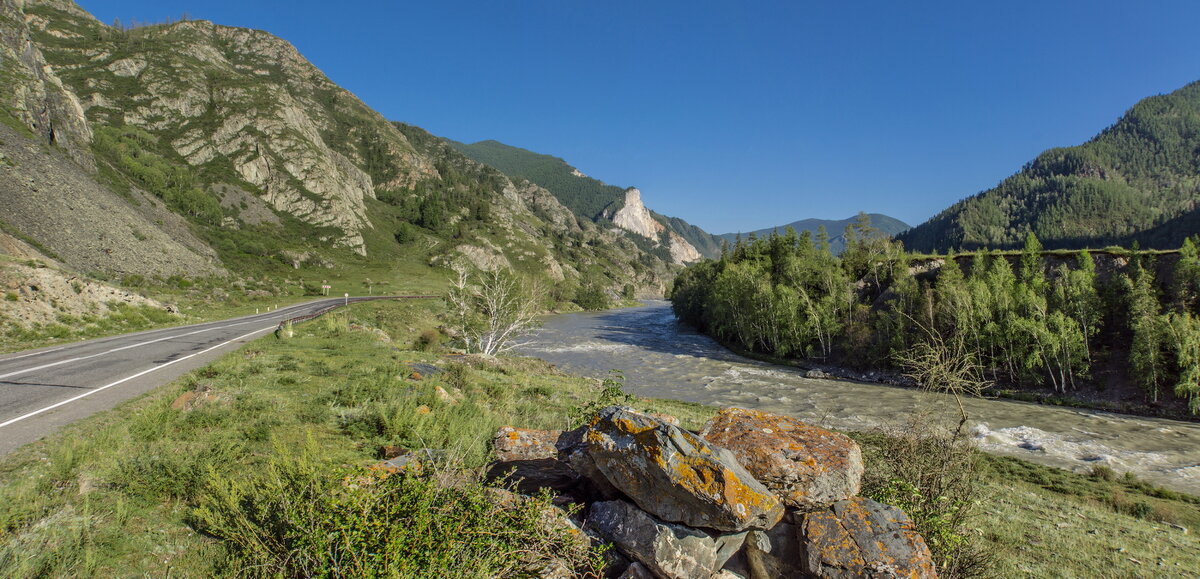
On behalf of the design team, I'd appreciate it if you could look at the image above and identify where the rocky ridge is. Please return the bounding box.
[0,0,681,299]
[487,406,938,579]
[609,188,702,264]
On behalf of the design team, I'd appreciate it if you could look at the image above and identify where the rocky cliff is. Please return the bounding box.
[449,139,722,262]
[0,0,92,168]
[609,188,702,264]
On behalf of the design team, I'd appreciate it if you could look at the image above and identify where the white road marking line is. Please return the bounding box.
[0,347,67,362]
[0,300,327,371]
[0,308,306,381]
[0,326,275,429]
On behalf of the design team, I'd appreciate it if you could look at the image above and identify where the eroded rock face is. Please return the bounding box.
[701,407,863,511]
[582,406,784,532]
[610,187,703,265]
[0,0,93,169]
[588,500,746,579]
[611,188,663,240]
[799,497,938,579]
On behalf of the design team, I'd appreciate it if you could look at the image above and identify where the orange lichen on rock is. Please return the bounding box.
[701,407,864,511]
[799,497,938,578]
[582,406,784,532]
[492,426,562,462]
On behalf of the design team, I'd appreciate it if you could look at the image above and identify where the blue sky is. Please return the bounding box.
[78,0,1200,234]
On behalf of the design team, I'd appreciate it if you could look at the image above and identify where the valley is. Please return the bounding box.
[2,0,1200,576]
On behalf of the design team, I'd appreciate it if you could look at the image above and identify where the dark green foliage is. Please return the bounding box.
[573,277,611,310]
[900,81,1200,252]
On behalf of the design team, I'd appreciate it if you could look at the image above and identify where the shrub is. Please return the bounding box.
[568,371,637,427]
[573,281,609,311]
[1090,464,1117,482]
[857,416,991,579]
[414,328,441,351]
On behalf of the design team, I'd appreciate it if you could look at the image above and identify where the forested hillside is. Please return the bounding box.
[899,81,1200,252]
[718,213,910,255]
[451,139,723,259]
[672,225,1200,415]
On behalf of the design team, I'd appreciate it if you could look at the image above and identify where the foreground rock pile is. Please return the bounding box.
[488,406,937,579]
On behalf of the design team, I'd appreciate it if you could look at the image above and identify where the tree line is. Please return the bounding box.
[671,216,1200,413]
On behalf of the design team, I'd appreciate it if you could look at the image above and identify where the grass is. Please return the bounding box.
[0,298,702,576]
[0,298,1195,577]
[0,248,449,354]
[972,458,1200,577]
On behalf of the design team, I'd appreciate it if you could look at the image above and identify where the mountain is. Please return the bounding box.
[717,213,911,254]
[898,80,1200,253]
[0,0,685,299]
[451,139,722,261]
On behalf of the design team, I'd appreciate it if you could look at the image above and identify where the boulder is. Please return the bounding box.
[581,406,784,532]
[588,500,747,579]
[617,562,657,579]
[744,519,805,579]
[701,408,863,511]
[798,497,938,578]
[493,426,561,461]
[556,425,626,501]
[486,426,579,494]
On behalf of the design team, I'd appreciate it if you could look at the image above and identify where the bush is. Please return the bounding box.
[190,445,602,578]
[568,371,637,427]
[1090,464,1117,482]
[856,416,990,578]
[573,281,610,311]
[415,328,441,351]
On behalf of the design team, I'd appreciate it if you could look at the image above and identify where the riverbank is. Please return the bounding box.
[0,299,1197,576]
[708,323,1200,424]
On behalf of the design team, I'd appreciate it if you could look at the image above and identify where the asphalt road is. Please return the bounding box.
[0,296,392,457]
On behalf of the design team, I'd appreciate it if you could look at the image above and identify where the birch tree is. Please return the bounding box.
[445,266,542,356]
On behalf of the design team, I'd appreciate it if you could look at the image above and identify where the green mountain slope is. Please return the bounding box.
[0,0,680,300]
[450,140,625,221]
[718,213,910,254]
[451,139,723,259]
[898,81,1200,252]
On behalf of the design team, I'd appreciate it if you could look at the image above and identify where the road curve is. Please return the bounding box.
[0,296,405,457]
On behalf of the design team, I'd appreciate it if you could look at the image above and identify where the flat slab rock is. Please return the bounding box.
[701,407,863,511]
[581,406,784,532]
[589,499,746,579]
[799,497,938,579]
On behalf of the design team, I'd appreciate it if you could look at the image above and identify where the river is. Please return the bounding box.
[515,300,1200,495]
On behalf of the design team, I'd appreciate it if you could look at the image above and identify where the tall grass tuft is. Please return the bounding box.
[190,439,601,578]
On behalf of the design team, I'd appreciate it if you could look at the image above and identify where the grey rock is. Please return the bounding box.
[745,520,805,579]
[588,500,747,579]
[581,406,784,532]
[617,561,656,579]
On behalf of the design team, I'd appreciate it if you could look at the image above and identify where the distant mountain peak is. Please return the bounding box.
[718,213,911,255]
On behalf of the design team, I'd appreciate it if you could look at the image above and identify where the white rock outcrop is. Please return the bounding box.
[612,188,702,264]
